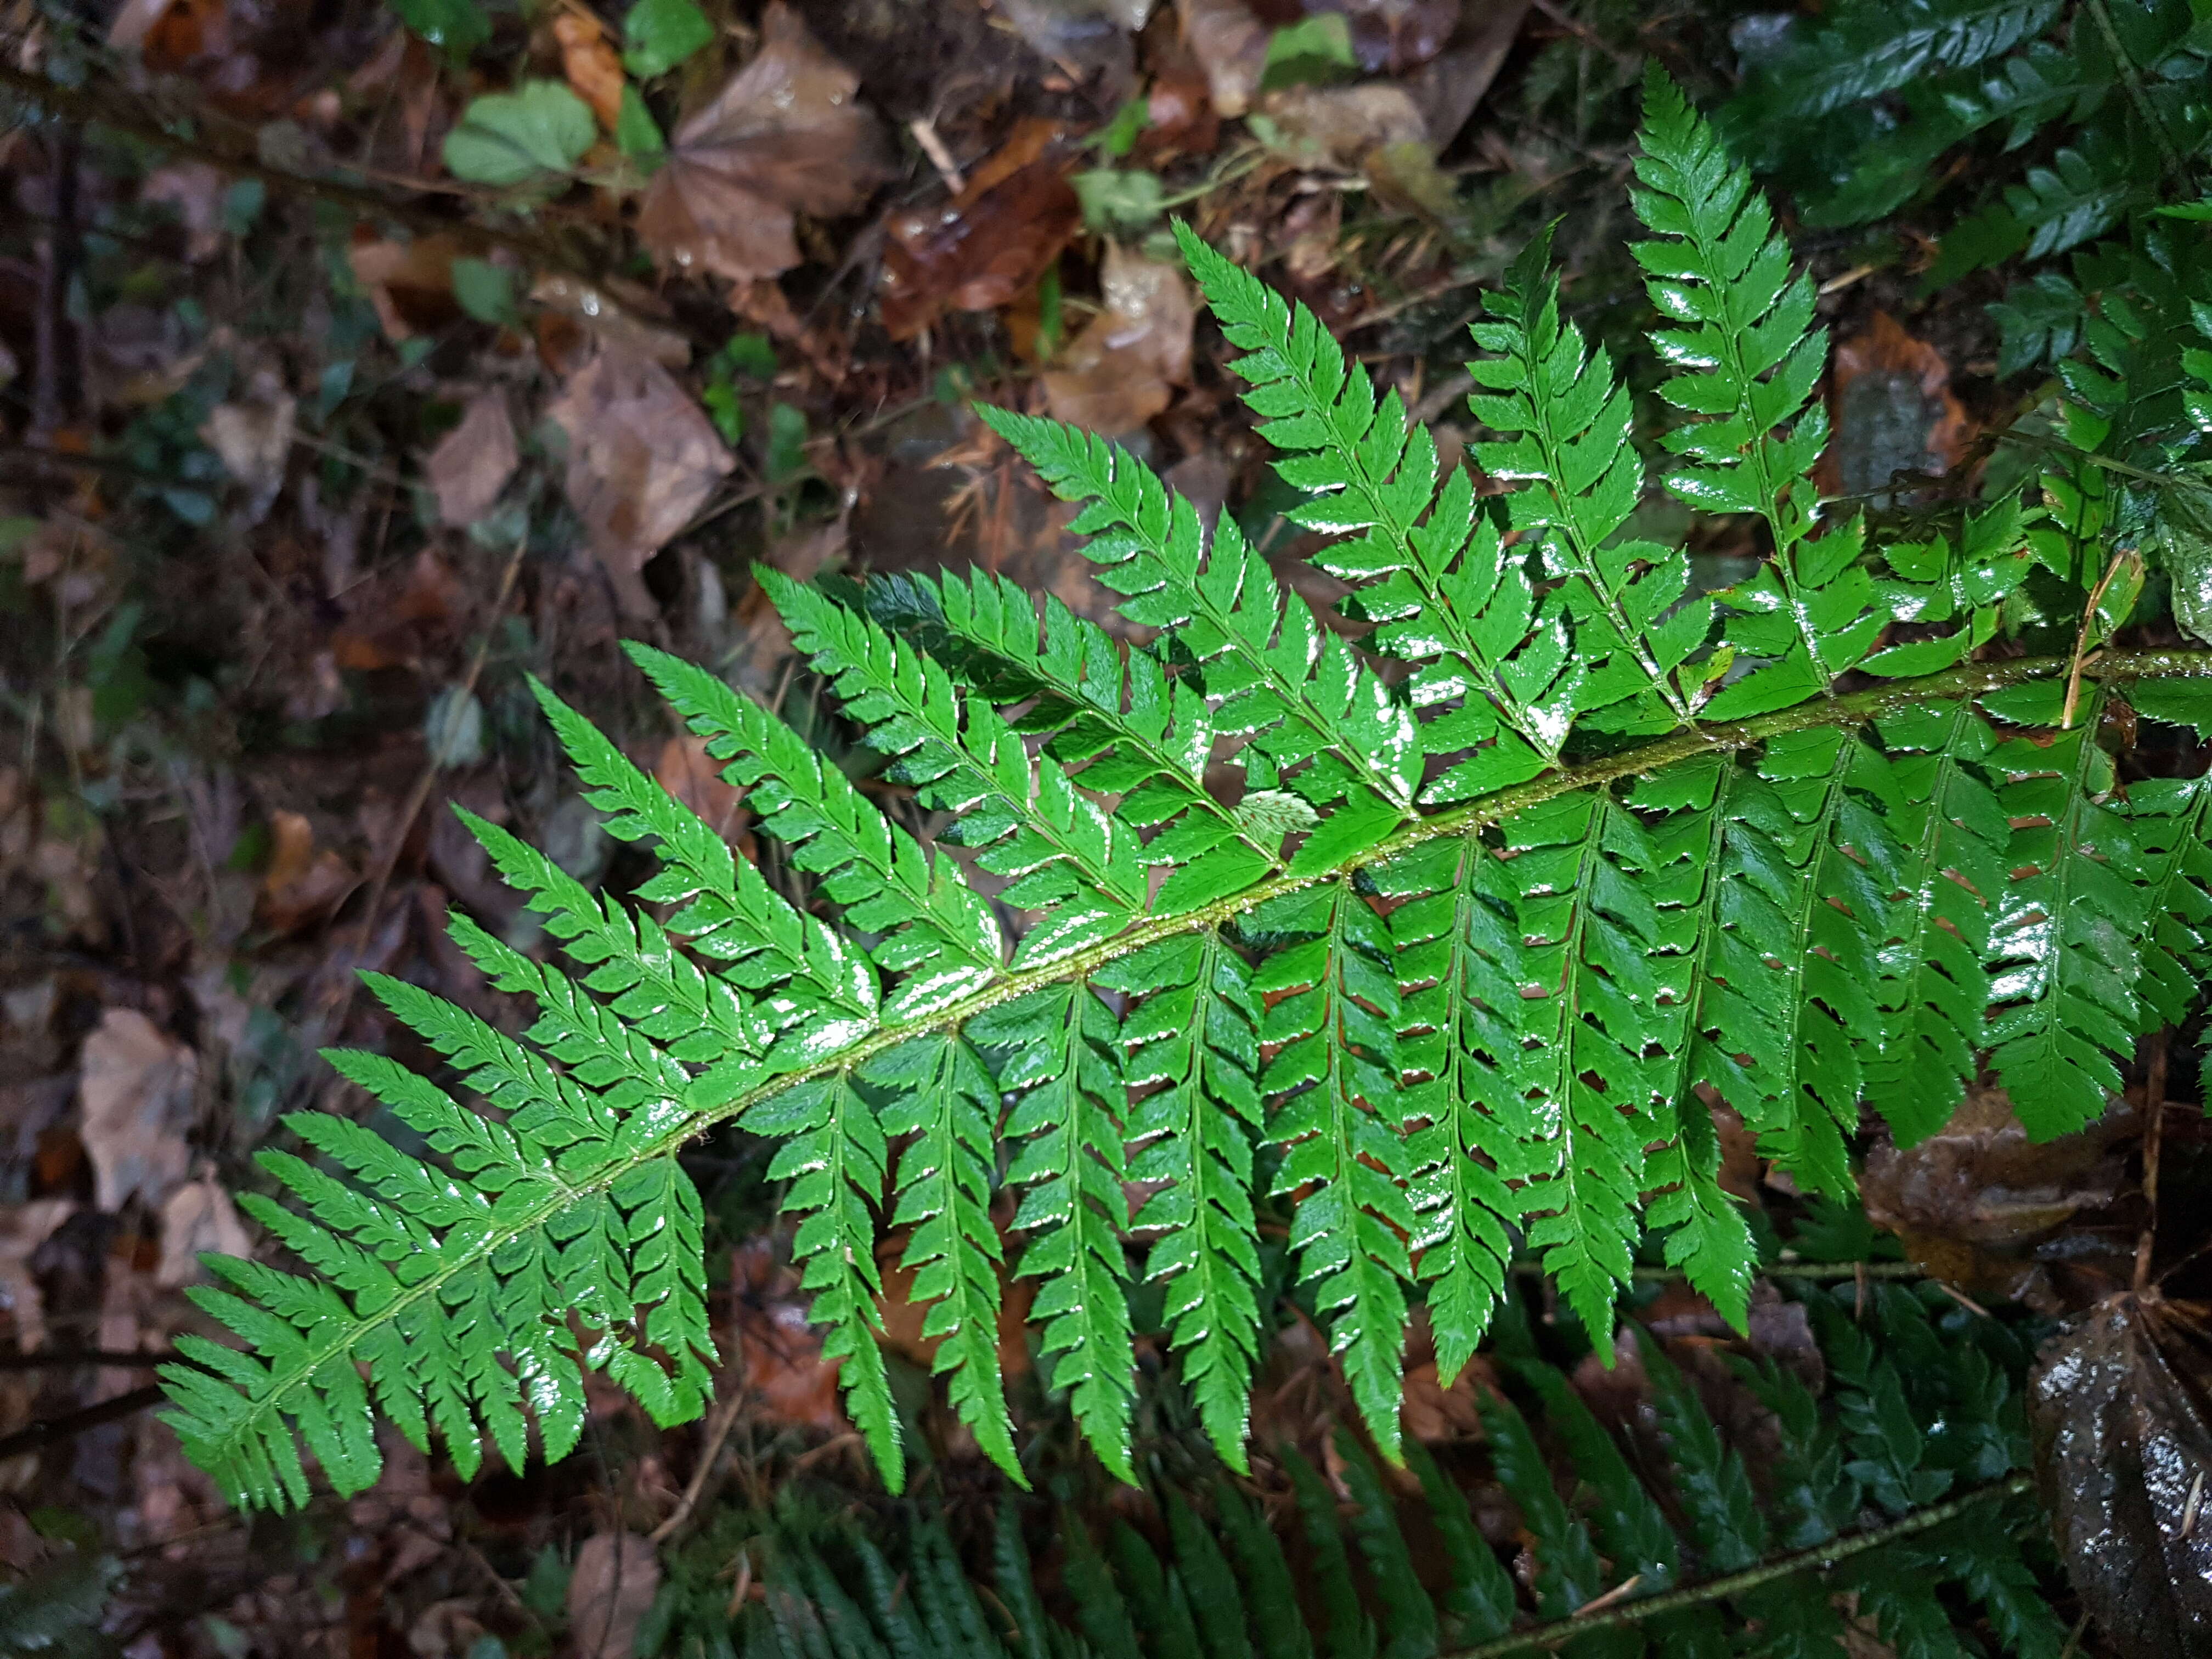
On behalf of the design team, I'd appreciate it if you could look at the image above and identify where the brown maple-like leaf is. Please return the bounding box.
[637,1,893,286]
[1041,243,1194,436]
[425,391,518,528]
[546,347,734,617]
[2032,1293,2212,1656]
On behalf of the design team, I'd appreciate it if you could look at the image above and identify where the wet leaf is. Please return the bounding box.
[623,0,714,78]
[449,256,516,326]
[388,0,488,55]
[1819,312,1972,506]
[442,81,597,187]
[637,2,893,286]
[881,122,1084,340]
[1041,243,1194,436]
[2031,1295,2212,1656]
[567,1533,662,1659]
[2151,471,2212,645]
[553,12,627,132]
[426,391,519,527]
[546,348,735,617]
[78,1009,196,1213]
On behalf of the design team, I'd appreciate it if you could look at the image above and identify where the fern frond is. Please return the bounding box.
[1171,222,1558,793]
[1099,932,1265,1469]
[749,1072,902,1488]
[1250,880,1414,1457]
[626,640,1005,1019]
[969,981,1136,1479]
[864,566,1281,911]
[1471,232,1706,734]
[975,407,1424,854]
[865,1032,1024,1483]
[766,571,1147,968]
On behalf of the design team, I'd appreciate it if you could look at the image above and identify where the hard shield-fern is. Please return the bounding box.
[167,71,2212,1510]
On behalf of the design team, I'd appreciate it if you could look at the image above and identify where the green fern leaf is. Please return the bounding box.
[1099,932,1266,1469]
[625,640,1005,1018]
[970,982,1136,1479]
[1252,881,1414,1457]
[865,1033,1024,1483]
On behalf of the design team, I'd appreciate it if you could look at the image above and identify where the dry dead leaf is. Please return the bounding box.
[567,1533,662,1659]
[638,2,893,286]
[201,374,296,524]
[528,273,692,366]
[79,1008,196,1213]
[259,809,355,934]
[349,232,462,341]
[554,10,627,131]
[2033,1294,2212,1656]
[1041,244,1194,437]
[426,392,519,527]
[1175,0,1269,117]
[0,1199,76,1351]
[157,1176,251,1287]
[140,162,228,262]
[1263,82,1427,166]
[1314,0,1460,72]
[548,348,734,617]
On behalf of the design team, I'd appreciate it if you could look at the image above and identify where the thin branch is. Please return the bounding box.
[1442,1474,2035,1658]
[0,1350,177,1371]
[0,1383,170,1463]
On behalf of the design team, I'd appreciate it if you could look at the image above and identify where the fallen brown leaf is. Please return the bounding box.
[425,391,518,528]
[554,10,627,132]
[546,348,735,617]
[0,1199,77,1351]
[637,1,893,286]
[1819,311,1973,503]
[259,809,354,934]
[2032,1294,2212,1656]
[879,125,1083,340]
[348,231,462,342]
[567,1533,662,1659]
[1041,243,1194,437]
[1263,81,1427,166]
[1313,0,1460,72]
[140,163,228,262]
[200,374,295,524]
[1175,0,1269,117]
[156,1175,251,1287]
[78,1008,196,1213]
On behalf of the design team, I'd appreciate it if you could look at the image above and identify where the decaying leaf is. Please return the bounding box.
[567,1532,662,1659]
[1312,0,1460,73]
[258,809,354,934]
[1176,0,1269,117]
[553,10,627,131]
[637,1,893,286]
[546,348,734,616]
[1263,81,1426,166]
[200,375,296,524]
[0,1199,77,1351]
[1042,244,1194,435]
[348,232,464,341]
[1859,1083,2130,1301]
[78,1008,196,1213]
[2032,1294,2212,1656]
[425,391,519,527]
[1819,311,1972,504]
[880,121,1084,341]
[156,1176,251,1288]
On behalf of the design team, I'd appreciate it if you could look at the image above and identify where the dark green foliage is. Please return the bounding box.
[640,1287,2065,1659]
[1724,0,2211,314]
[165,71,2212,1512]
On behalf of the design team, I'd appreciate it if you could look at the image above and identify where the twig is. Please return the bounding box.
[647,1381,747,1545]
[907,118,965,195]
[2137,1029,2170,1294]
[329,533,527,1032]
[0,1350,177,1371]
[0,1383,170,1463]
[2063,548,2134,730]
[1508,1257,1925,1284]
[1442,1474,2034,1658]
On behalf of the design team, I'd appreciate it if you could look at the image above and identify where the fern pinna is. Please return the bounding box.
[164,69,2212,1510]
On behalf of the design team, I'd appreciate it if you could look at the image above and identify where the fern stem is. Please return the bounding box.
[1441,1472,2034,1658]
[2079,0,2187,180]
[1505,1257,1924,1283]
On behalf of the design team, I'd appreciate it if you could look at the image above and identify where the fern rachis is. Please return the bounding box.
[163,72,2212,1511]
